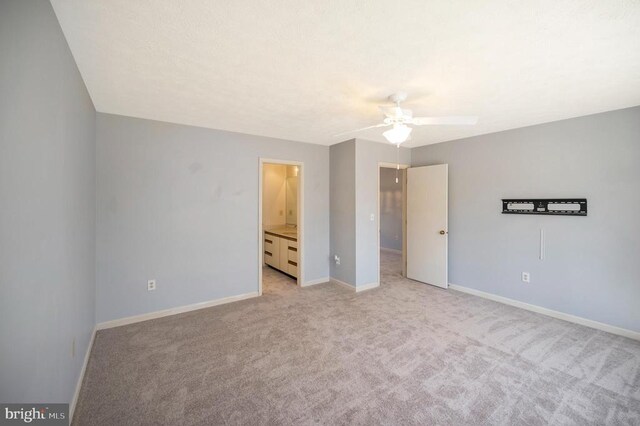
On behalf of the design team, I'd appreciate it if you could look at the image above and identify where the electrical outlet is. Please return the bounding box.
[370,213,375,221]
[522,272,530,283]
[334,255,340,265]
[147,279,156,291]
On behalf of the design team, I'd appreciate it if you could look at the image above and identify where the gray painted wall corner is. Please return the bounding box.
[329,140,357,285]
[354,139,411,286]
[0,0,97,405]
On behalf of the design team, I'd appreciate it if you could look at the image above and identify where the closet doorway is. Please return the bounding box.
[377,162,409,284]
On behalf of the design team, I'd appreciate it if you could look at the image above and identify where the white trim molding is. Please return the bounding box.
[70,326,96,421]
[449,284,640,341]
[356,282,380,292]
[330,277,356,291]
[330,278,380,293]
[302,277,330,287]
[378,162,410,170]
[97,292,260,330]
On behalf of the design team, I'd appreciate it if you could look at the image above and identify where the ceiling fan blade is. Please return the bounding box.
[333,122,390,137]
[410,116,478,125]
[379,106,412,119]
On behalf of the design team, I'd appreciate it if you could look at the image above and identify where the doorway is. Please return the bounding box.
[377,162,409,285]
[377,163,449,289]
[258,159,303,295]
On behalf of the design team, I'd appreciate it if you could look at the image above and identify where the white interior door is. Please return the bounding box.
[406,164,448,288]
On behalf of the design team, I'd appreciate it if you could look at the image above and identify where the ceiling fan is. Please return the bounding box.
[336,92,478,145]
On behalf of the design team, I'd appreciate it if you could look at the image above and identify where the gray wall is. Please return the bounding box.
[96,113,329,322]
[329,140,356,285]
[0,0,96,404]
[355,140,411,286]
[412,106,640,332]
[380,167,403,251]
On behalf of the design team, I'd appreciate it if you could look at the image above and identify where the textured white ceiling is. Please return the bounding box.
[51,0,640,147]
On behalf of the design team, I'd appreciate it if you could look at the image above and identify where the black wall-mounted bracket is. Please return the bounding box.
[502,199,587,216]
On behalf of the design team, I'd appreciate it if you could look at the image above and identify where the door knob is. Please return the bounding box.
[439,230,447,235]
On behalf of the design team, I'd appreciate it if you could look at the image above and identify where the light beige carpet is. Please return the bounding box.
[74,252,640,425]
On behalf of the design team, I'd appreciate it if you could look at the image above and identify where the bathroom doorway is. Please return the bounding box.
[258,159,303,295]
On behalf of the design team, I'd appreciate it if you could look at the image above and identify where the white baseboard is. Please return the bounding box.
[380,247,402,254]
[330,277,356,291]
[96,291,260,330]
[302,276,329,287]
[70,326,96,421]
[355,281,380,292]
[330,278,380,293]
[449,284,640,341]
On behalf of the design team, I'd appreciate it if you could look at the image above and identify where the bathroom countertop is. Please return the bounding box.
[264,226,298,241]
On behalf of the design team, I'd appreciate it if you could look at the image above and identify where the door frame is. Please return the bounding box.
[377,161,410,286]
[258,158,304,295]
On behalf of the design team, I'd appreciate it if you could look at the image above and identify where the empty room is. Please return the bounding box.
[2,1,640,425]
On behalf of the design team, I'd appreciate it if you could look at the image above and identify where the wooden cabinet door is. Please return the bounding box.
[264,233,280,267]
[286,241,298,277]
[279,239,288,271]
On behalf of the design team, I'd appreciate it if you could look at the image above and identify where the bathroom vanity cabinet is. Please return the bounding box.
[264,230,298,278]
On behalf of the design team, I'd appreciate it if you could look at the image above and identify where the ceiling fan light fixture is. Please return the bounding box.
[334,92,477,141]
[383,124,412,145]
